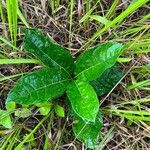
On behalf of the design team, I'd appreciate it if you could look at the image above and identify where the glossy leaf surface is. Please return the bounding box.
[75,42,125,81]
[91,66,124,96]
[73,112,103,149]
[6,68,70,105]
[67,80,99,122]
[24,29,74,74]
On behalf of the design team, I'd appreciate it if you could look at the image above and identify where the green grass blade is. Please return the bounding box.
[0,36,20,51]
[0,52,8,59]
[0,1,7,37]
[97,125,115,150]
[17,8,30,28]
[79,8,93,24]
[127,79,150,90]
[0,131,15,150]
[0,59,40,64]
[133,48,150,54]
[107,109,150,116]
[14,114,49,150]
[79,0,99,24]
[117,57,132,62]
[90,15,110,25]
[137,13,150,24]
[11,0,18,46]
[6,128,21,150]
[49,0,55,16]
[85,0,90,27]
[55,0,60,10]
[6,0,13,42]
[83,0,149,48]
[0,2,4,23]
[0,73,26,82]
[113,113,150,122]
[69,0,74,44]
[105,0,119,19]
[112,98,150,106]
[86,0,90,13]
[129,41,150,49]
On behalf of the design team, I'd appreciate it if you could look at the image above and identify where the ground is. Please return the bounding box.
[0,0,150,149]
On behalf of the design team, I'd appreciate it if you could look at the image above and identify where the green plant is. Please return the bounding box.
[2,29,126,149]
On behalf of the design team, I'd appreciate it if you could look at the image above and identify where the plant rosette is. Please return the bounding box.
[1,29,126,149]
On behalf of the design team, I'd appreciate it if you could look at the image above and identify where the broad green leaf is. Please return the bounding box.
[54,104,65,117]
[24,29,75,75]
[36,102,52,116]
[91,66,124,96]
[73,112,103,149]
[0,110,12,128]
[75,42,125,81]
[67,80,99,122]
[6,68,70,105]
[15,108,32,118]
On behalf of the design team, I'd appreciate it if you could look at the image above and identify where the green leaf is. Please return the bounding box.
[15,108,32,118]
[67,80,99,122]
[6,101,16,111]
[24,29,75,75]
[0,110,12,128]
[54,104,65,117]
[90,66,124,96]
[6,68,70,105]
[36,102,52,116]
[73,112,103,149]
[75,42,125,81]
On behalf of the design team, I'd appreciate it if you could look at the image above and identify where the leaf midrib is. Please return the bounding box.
[75,58,113,79]
[35,45,72,77]
[16,78,71,100]
[70,81,86,119]
[70,81,96,122]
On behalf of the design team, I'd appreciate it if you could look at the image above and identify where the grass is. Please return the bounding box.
[0,35,20,51]
[0,0,150,149]
[82,0,149,48]
[0,59,40,65]
[15,114,49,150]
[69,0,74,45]
[6,0,18,46]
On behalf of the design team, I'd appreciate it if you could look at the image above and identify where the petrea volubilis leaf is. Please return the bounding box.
[6,68,70,105]
[73,112,103,149]
[24,29,75,75]
[75,42,125,81]
[67,80,99,122]
[91,66,124,96]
